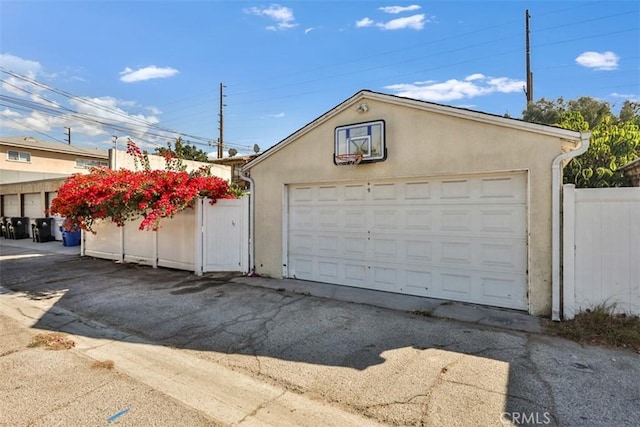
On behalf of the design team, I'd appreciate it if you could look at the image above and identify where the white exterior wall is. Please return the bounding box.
[112,150,231,182]
[247,93,582,316]
[563,185,640,318]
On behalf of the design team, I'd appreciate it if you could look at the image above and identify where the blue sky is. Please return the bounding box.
[1,1,638,157]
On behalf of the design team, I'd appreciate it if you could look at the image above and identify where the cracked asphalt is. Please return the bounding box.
[1,239,639,426]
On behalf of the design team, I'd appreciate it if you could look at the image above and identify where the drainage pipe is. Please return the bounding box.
[551,132,590,321]
[239,168,255,275]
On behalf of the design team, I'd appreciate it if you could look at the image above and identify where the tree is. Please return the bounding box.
[155,137,209,162]
[619,100,640,125]
[523,96,640,187]
[564,115,640,188]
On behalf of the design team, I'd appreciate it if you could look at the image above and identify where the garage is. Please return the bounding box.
[2,194,20,217]
[23,193,43,219]
[244,90,586,315]
[287,172,527,309]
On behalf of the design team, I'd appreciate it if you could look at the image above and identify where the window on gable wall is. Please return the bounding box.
[7,150,31,162]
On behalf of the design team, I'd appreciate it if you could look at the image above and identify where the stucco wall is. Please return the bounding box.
[248,95,578,316]
[112,150,231,182]
[1,146,105,184]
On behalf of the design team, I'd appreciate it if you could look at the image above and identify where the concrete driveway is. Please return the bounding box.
[1,238,639,426]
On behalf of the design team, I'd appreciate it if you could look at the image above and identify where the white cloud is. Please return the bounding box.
[1,108,21,118]
[384,74,525,102]
[465,73,485,81]
[379,5,421,14]
[0,53,49,99]
[358,14,427,30]
[119,66,179,83]
[145,106,163,115]
[245,4,297,31]
[0,53,42,76]
[305,27,314,34]
[356,17,375,28]
[610,92,639,101]
[377,14,426,30]
[268,112,285,118]
[575,51,619,71]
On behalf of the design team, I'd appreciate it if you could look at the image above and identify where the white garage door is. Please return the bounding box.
[24,193,44,219]
[2,195,20,217]
[287,172,528,310]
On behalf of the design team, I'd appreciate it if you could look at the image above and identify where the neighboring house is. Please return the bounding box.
[1,136,109,184]
[621,157,640,187]
[0,136,231,238]
[242,90,588,317]
[1,136,109,222]
[210,155,258,189]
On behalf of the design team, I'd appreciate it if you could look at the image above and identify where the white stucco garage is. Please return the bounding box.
[243,90,587,316]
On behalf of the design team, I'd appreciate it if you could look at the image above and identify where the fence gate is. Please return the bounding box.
[201,197,249,273]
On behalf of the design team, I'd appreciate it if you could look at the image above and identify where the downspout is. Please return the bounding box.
[239,168,255,275]
[551,132,590,321]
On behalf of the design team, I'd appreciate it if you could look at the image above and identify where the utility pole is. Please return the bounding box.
[65,127,71,145]
[218,83,227,159]
[525,9,533,103]
[112,135,118,170]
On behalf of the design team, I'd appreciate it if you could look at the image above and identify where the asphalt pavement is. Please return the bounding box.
[1,237,639,426]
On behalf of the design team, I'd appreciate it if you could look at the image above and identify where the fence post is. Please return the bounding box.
[563,184,576,320]
[118,226,124,264]
[194,197,203,276]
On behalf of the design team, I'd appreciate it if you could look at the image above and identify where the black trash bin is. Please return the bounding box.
[33,217,55,242]
[8,217,29,239]
[0,217,7,238]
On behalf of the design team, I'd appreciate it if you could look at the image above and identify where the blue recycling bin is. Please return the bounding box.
[62,230,81,247]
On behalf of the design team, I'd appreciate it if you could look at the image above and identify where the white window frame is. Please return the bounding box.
[7,150,31,163]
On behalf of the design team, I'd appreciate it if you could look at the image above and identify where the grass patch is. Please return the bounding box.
[28,332,76,350]
[91,360,115,370]
[547,304,640,353]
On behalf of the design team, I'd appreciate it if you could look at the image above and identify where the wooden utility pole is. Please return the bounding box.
[65,127,71,144]
[525,9,533,103]
[218,83,226,159]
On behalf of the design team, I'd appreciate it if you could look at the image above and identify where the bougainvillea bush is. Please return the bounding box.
[49,140,234,232]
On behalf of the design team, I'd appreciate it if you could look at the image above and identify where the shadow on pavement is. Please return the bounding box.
[2,240,638,426]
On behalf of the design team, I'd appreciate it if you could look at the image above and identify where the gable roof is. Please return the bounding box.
[244,89,584,171]
[0,136,109,159]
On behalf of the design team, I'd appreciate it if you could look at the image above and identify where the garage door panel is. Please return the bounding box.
[441,179,471,199]
[289,232,314,253]
[24,193,43,219]
[480,207,526,234]
[3,195,20,217]
[344,263,367,283]
[441,273,472,295]
[317,186,338,201]
[480,242,527,270]
[406,210,433,230]
[288,172,528,310]
[480,175,526,201]
[371,183,397,200]
[372,209,397,229]
[405,181,431,199]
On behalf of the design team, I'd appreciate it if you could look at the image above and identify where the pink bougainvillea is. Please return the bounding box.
[49,141,234,232]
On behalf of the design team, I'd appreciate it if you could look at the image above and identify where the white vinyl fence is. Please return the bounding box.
[83,197,249,274]
[563,185,640,319]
